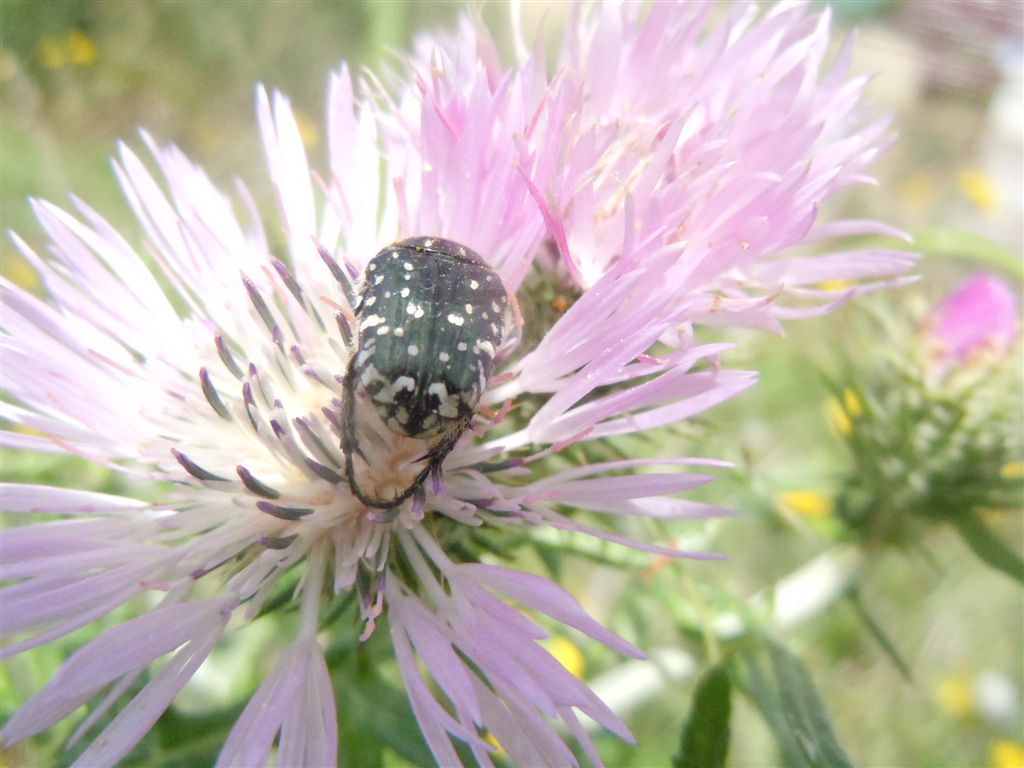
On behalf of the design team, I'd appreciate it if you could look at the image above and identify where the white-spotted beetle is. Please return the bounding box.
[342,237,508,510]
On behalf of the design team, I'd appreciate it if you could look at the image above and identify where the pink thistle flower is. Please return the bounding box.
[2,3,912,766]
[925,272,1020,366]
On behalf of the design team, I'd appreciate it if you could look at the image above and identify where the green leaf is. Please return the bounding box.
[141,706,245,768]
[845,588,913,682]
[769,642,854,768]
[673,663,732,768]
[731,646,813,768]
[950,514,1024,583]
[332,636,434,768]
[914,228,1024,280]
[731,639,854,768]
[341,678,434,768]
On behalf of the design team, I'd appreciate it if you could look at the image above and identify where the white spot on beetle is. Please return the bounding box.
[408,344,419,356]
[439,352,450,362]
[393,376,416,392]
[377,326,390,335]
[465,303,474,315]
[360,363,386,390]
[457,342,468,351]
[400,287,410,298]
[469,279,479,290]
[447,313,465,326]
[403,261,414,271]
[394,327,405,337]
[372,385,395,404]
[437,396,459,418]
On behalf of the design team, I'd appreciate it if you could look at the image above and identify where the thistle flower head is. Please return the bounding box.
[833,273,1021,550]
[924,272,1020,369]
[1,4,911,766]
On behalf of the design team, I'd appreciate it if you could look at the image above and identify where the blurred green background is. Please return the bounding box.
[1,2,1021,767]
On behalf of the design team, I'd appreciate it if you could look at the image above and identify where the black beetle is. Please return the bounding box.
[341,237,508,510]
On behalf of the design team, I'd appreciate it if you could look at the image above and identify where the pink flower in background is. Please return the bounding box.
[1,3,912,766]
[926,272,1019,364]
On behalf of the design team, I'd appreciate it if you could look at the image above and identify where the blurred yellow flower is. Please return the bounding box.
[37,30,97,69]
[293,109,321,149]
[990,740,1024,768]
[842,388,863,419]
[999,461,1024,480]
[817,278,855,293]
[544,635,586,679]
[825,396,852,437]
[957,168,999,216]
[67,30,98,67]
[935,672,976,718]
[4,255,40,291]
[11,423,45,438]
[778,490,834,519]
[483,731,508,759]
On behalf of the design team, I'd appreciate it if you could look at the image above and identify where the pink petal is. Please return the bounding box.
[216,639,337,768]
[71,614,226,767]
[455,563,643,660]
[1,598,233,746]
